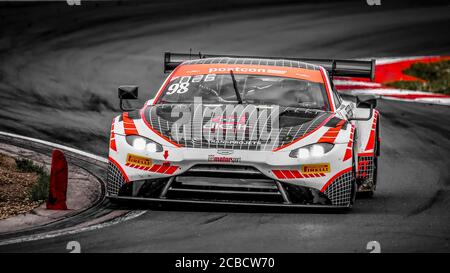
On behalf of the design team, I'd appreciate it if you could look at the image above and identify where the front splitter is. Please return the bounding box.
[107,196,350,211]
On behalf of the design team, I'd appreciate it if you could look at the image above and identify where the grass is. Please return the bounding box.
[15,158,49,201]
[386,60,450,94]
[15,158,44,173]
[30,172,50,202]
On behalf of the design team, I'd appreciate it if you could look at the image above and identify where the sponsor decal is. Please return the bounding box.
[208,155,241,163]
[173,64,324,83]
[204,114,249,132]
[272,169,326,179]
[125,154,178,174]
[301,163,330,174]
[209,67,268,73]
[211,115,247,126]
[217,149,233,155]
[208,139,262,146]
[126,154,153,168]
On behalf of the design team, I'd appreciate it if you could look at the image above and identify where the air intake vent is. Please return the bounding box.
[165,164,284,204]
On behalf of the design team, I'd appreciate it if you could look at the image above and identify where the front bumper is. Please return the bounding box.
[106,162,355,207]
[110,133,352,190]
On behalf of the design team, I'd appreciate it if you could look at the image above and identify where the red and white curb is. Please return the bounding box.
[334,56,450,106]
[0,131,147,246]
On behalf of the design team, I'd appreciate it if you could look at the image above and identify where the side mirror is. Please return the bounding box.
[356,95,377,109]
[118,85,138,111]
[349,95,377,121]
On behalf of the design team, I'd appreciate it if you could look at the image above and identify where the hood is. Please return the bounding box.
[142,104,333,151]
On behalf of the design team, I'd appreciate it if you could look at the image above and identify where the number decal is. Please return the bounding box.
[178,83,189,93]
[192,75,203,82]
[165,74,216,95]
[167,83,190,95]
[205,74,216,82]
[179,76,191,83]
[167,83,179,95]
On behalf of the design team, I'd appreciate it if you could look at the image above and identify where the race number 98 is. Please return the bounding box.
[167,83,190,95]
[166,74,216,95]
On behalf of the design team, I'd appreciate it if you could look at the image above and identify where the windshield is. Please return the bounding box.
[158,73,330,110]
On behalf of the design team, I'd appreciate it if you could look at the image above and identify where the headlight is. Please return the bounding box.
[289,143,334,159]
[126,135,163,152]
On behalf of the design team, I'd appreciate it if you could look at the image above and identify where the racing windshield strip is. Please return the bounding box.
[172,64,325,83]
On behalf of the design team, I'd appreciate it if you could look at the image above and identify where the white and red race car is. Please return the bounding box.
[107,53,380,209]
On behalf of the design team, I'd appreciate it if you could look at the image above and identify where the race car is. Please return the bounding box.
[106,52,380,209]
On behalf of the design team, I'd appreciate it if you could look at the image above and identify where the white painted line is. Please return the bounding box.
[413,97,450,104]
[0,210,147,246]
[334,80,382,87]
[0,131,108,163]
[345,56,438,64]
[341,88,434,95]
[367,56,441,65]
[382,96,450,106]
[339,88,450,106]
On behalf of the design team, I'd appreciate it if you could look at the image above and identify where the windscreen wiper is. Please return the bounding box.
[229,70,243,104]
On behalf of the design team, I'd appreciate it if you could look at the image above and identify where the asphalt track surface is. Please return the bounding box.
[0,1,449,252]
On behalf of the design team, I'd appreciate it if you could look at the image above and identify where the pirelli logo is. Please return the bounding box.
[301,163,330,174]
[126,154,152,168]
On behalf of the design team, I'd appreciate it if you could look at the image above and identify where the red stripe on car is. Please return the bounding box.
[122,112,139,135]
[109,157,130,183]
[272,170,285,179]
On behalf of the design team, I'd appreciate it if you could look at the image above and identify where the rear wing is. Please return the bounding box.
[164,52,375,80]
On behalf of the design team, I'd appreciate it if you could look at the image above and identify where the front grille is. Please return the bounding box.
[182,164,266,178]
[323,170,354,206]
[166,164,284,203]
[106,162,126,196]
